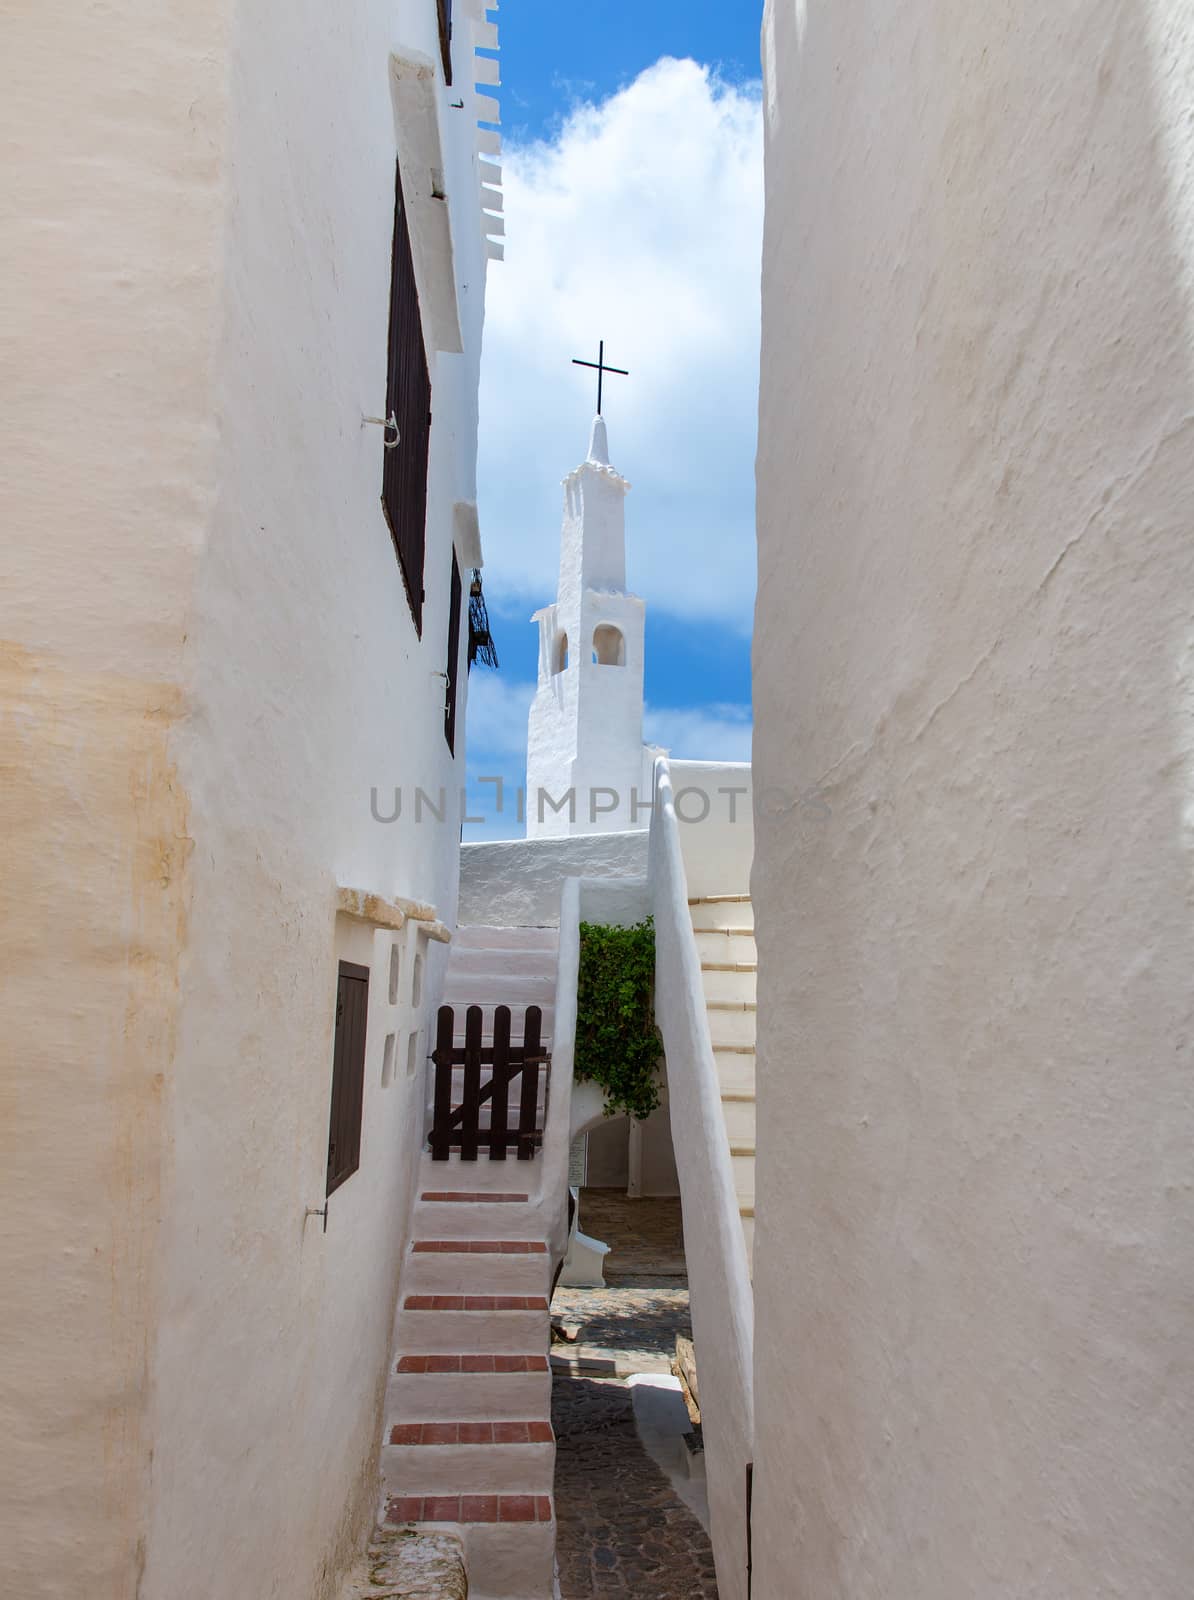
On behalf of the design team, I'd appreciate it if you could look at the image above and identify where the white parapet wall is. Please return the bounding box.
[667,760,754,899]
[648,758,754,1600]
[541,876,583,1270]
[459,830,649,926]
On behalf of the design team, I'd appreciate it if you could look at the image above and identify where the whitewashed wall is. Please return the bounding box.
[754,2,1194,1596]
[668,760,754,898]
[1,3,493,1597]
[459,830,650,925]
[649,760,754,1600]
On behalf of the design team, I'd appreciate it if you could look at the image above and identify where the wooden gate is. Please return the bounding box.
[430,1004,549,1161]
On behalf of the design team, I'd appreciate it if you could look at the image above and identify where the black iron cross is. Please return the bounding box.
[571,340,628,416]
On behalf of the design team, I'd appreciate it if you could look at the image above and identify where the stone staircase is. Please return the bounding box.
[689,894,756,1266]
[377,924,561,1600]
[442,925,559,1042]
[440,927,558,1132]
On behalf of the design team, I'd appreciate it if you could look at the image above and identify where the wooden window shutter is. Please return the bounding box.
[327,961,369,1196]
[381,159,431,636]
[444,550,463,753]
[437,0,453,85]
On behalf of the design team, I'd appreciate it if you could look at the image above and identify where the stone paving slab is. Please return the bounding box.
[550,1347,671,1378]
[552,1373,719,1599]
[550,1197,716,1596]
[576,1190,687,1277]
[550,1280,693,1368]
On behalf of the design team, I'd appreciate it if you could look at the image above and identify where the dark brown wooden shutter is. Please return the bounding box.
[437,0,453,85]
[382,159,431,635]
[444,550,462,753]
[327,961,369,1196]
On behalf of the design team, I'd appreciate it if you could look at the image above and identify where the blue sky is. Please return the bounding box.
[493,1,762,143]
[464,6,763,837]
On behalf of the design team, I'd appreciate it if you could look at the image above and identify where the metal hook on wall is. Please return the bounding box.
[362,410,401,450]
[430,669,451,712]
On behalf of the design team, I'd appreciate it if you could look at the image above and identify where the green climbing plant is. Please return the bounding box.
[574,917,663,1121]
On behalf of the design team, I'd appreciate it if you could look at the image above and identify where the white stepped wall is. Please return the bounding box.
[404,1250,550,1298]
[440,974,556,1009]
[650,761,754,1600]
[380,1160,557,1599]
[705,1006,757,1048]
[691,898,758,1270]
[452,925,560,952]
[446,948,559,980]
[713,1049,756,1096]
[387,1369,550,1425]
[720,1098,757,1145]
[382,1435,555,1496]
[730,1151,756,1207]
[394,1302,548,1353]
[440,926,560,1045]
[694,929,757,964]
[375,895,581,1600]
[412,1193,539,1232]
[699,966,758,1005]
[689,896,755,932]
[435,925,560,1138]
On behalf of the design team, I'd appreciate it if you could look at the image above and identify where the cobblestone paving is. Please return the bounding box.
[551,1280,693,1366]
[551,1193,716,1597]
[576,1189,687,1278]
[552,1374,719,1599]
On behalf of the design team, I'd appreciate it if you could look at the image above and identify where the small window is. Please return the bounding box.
[592,624,625,666]
[381,159,432,635]
[327,961,369,1195]
[554,633,569,674]
[445,551,463,753]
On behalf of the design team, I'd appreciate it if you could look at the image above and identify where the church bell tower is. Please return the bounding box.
[526,415,653,837]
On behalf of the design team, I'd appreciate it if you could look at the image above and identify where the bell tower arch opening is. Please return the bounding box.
[592,624,625,666]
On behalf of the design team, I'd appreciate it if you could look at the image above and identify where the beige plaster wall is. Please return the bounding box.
[754,2,1194,1595]
[1,5,229,1593]
[2,2,488,1596]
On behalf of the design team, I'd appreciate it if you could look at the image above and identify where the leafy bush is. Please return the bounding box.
[574,917,663,1121]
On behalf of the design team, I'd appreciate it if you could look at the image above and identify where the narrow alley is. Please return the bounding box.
[12,4,1194,1599]
[549,1191,720,1599]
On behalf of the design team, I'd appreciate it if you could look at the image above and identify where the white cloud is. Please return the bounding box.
[478,59,763,633]
[463,672,537,766]
[644,701,753,763]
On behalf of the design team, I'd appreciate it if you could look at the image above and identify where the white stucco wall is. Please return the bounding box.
[2,3,494,1597]
[668,760,754,898]
[649,761,754,1600]
[459,830,650,926]
[582,1101,679,1197]
[754,3,1194,1596]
